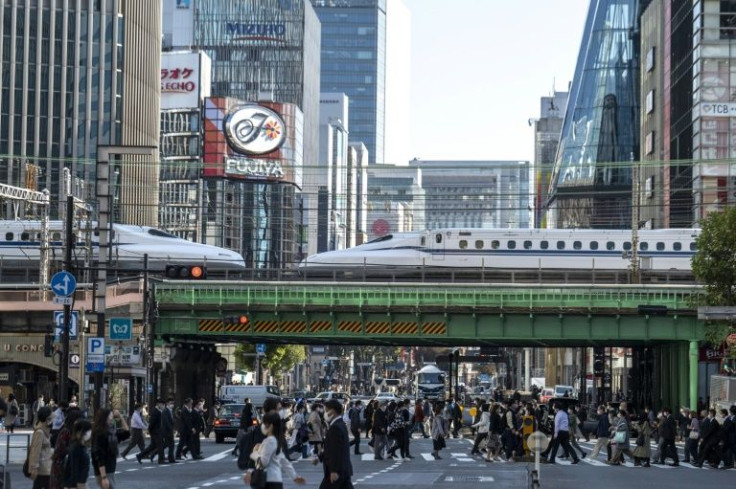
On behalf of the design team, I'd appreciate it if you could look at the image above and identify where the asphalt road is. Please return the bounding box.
[2,432,735,489]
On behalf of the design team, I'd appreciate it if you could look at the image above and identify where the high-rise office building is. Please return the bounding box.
[161,0,321,268]
[0,0,162,225]
[547,0,644,229]
[312,0,410,164]
[532,91,568,228]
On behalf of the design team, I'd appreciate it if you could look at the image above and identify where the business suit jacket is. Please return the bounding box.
[162,408,175,438]
[148,408,162,436]
[320,418,354,489]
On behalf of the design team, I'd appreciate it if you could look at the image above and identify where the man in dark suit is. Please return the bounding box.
[176,398,194,459]
[137,398,164,464]
[319,399,354,489]
[162,398,177,463]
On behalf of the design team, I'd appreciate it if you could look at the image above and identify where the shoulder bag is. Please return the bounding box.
[249,458,267,489]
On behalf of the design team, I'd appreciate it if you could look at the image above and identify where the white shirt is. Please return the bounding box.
[51,407,65,430]
[131,410,148,430]
[250,435,297,483]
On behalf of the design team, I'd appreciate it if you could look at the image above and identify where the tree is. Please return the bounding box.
[692,205,736,357]
[233,343,307,378]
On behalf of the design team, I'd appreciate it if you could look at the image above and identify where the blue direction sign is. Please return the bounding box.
[54,311,79,341]
[256,343,267,355]
[109,318,133,341]
[50,271,77,297]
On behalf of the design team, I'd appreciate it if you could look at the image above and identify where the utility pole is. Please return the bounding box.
[630,152,640,284]
[59,195,74,403]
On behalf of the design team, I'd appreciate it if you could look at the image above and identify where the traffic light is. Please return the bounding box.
[224,315,249,326]
[44,334,55,357]
[593,347,605,376]
[165,265,207,279]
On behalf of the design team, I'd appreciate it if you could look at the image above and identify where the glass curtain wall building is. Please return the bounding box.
[312,0,386,163]
[547,0,646,229]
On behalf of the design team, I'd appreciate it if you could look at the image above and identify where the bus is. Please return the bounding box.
[414,364,446,400]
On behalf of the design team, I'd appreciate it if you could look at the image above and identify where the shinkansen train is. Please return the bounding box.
[299,228,699,275]
[0,220,246,273]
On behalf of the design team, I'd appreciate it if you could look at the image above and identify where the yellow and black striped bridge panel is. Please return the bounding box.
[254,320,279,333]
[280,321,307,333]
[422,322,447,335]
[365,321,391,334]
[224,322,251,333]
[310,320,332,333]
[338,321,362,334]
[198,319,223,332]
[392,322,418,335]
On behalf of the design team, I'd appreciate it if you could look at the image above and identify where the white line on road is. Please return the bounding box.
[421,453,434,461]
[203,448,233,462]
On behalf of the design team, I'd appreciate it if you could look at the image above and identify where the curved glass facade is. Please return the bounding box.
[548,0,642,228]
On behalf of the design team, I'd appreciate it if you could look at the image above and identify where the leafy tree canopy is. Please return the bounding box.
[234,343,306,377]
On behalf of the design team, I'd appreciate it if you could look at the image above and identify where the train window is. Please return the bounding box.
[5,232,12,241]
[459,231,471,236]
[147,229,179,238]
[435,234,442,244]
[475,240,484,250]
[690,242,697,251]
[656,242,665,251]
[590,241,599,250]
[673,242,682,251]
[640,242,649,251]
[623,242,632,251]
[606,241,615,250]
[491,240,500,250]
[573,241,582,250]
[507,240,516,249]
[459,240,468,249]
[556,241,565,250]
[21,232,30,241]
[540,240,549,250]
[420,237,426,246]
[52,232,61,241]
[524,240,532,250]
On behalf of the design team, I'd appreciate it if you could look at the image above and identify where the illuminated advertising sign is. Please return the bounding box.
[160,51,212,110]
[203,97,303,185]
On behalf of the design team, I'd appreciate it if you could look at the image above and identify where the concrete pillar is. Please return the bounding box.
[689,341,699,411]
[679,342,689,410]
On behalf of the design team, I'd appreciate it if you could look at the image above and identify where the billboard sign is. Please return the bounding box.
[160,51,211,110]
[203,97,303,186]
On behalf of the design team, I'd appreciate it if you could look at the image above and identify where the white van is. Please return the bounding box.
[218,385,281,408]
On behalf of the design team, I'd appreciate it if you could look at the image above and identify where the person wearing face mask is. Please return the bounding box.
[63,419,93,489]
[121,403,148,459]
[50,407,83,489]
[29,406,54,489]
[91,408,130,489]
[308,402,326,458]
[243,412,306,489]
[314,400,353,489]
[136,399,164,464]
[162,399,178,464]
[372,401,389,461]
[188,400,206,460]
[237,397,283,471]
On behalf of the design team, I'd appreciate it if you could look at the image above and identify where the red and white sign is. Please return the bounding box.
[160,51,211,110]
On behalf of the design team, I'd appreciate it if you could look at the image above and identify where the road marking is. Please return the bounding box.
[451,452,467,457]
[214,480,228,483]
[203,449,233,462]
[125,468,138,472]
[580,457,608,467]
[230,476,241,480]
[421,453,434,461]
[456,457,474,462]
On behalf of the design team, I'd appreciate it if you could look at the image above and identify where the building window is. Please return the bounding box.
[656,242,665,251]
[557,241,565,250]
[720,1,736,39]
[524,240,533,250]
[645,175,654,198]
[645,131,655,155]
[590,241,599,250]
[646,46,655,72]
[507,240,516,249]
[540,240,549,250]
[459,240,468,249]
[645,90,655,114]
[491,240,500,250]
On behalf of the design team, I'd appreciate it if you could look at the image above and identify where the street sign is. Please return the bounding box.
[53,296,73,306]
[322,359,329,367]
[69,353,81,369]
[54,311,79,341]
[105,345,141,365]
[526,431,549,452]
[50,271,77,297]
[109,317,133,341]
[86,337,105,372]
[256,343,266,355]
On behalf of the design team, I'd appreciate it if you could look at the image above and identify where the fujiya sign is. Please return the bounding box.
[225,105,287,155]
[225,158,285,180]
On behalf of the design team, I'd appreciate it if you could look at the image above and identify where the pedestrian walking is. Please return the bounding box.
[470,403,489,456]
[63,419,93,489]
[243,412,306,489]
[308,402,326,457]
[317,400,353,489]
[162,398,177,463]
[189,399,205,459]
[175,398,194,460]
[233,398,255,457]
[431,403,447,460]
[121,403,147,459]
[32,395,45,428]
[136,399,164,464]
[347,400,363,455]
[632,414,652,467]
[371,401,388,461]
[28,406,54,489]
[363,400,374,440]
[567,407,586,459]
[685,410,700,463]
[411,399,429,438]
[654,408,679,466]
[609,409,633,466]
[91,408,130,489]
[50,401,67,448]
[50,407,83,489]
[237,397,282,471]
[548,403,579,465]
[5,393,20,433]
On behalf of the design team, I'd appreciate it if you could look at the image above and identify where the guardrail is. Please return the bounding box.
[0,433,30,465]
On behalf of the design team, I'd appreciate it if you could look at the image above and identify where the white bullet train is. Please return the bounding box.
[299,228,699,274]
[0,220,246,273]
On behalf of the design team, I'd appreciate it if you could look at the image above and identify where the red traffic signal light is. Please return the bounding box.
[165,265,207,279]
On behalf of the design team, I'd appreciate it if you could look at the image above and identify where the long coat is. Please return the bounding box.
[632,420,652,458]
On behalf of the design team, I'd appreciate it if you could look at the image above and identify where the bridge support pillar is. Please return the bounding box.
[689,341,698,411]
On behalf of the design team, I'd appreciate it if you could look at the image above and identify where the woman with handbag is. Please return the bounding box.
[684,410,700,463]
[430,404,447,460]
[608,409,632,465]
[6,394,20,433]
[245,412,306,489]
[28,406,54,489]
[632,414,652,467]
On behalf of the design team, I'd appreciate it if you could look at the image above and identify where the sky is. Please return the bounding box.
[401,0,591,163]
